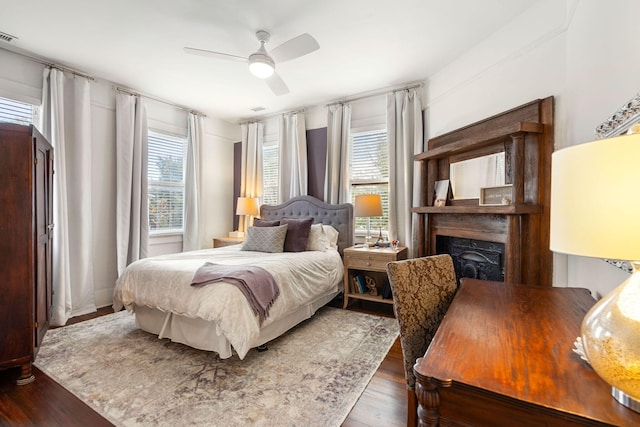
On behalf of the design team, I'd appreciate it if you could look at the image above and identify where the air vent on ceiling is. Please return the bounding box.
[0,31,17,43]
[250,106,266,112]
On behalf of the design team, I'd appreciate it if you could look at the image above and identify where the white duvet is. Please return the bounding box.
[113,245,343,358]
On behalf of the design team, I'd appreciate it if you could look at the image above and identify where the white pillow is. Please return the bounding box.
[323,225,340,250]
[306,223,330,251]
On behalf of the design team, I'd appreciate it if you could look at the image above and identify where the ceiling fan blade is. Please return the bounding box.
[265,72,289,96]
[183,47,247,63]
[269,33,319,63]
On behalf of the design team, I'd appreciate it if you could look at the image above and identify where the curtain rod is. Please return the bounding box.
[238,108,306,125]
[115,86,207,117]
[239,82,423,124]
[326,82,423,107]
[2,46,204,117]
[0,45,95,81]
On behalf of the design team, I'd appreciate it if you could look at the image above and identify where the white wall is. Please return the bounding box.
[0,47,239,309]
[424,0,640,297]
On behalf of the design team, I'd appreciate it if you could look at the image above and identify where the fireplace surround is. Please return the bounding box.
[413,97,554,286]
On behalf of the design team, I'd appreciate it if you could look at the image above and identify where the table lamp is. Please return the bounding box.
[550,132,640,412]
[230,197,259,238]
[354,194,383,246]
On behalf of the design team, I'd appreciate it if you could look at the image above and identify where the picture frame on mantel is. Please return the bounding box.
[595,93,640,273]
[433,179,450,207]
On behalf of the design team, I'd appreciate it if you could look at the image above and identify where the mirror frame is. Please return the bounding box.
[595,93,640,139]
[596,93,640,273]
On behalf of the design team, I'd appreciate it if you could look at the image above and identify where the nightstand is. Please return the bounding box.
[343,245,408,308]
[212,236,244,248]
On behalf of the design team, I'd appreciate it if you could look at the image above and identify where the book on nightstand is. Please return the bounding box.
[355,275,368,294]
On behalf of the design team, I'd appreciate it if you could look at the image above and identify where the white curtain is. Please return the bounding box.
[240,122,264,233]
[324,103,351,204]
[278,112,307,202]
[183,112,203,251]
[41,68,95,326]
[387,89,423,257]
[115,93,149,275]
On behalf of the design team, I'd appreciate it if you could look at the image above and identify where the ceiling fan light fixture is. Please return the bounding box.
[249,53,275,79]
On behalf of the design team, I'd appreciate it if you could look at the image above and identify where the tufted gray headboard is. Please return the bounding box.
[260,196,354,255]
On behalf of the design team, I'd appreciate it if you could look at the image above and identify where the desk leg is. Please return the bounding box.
[415,375,441,427]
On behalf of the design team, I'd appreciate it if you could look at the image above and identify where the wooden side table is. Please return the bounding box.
[342,245,408,308]
[212,236,244,248]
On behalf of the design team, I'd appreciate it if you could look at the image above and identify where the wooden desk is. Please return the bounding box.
[414,278,640,427]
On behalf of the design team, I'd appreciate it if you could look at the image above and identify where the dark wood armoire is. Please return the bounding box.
[0,123,54,384]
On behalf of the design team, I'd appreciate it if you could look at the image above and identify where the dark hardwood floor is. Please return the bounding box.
[0,301,406,427]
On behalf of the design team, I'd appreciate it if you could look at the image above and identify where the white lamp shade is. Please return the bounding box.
[550,132,640,261]
[236,197,259,216]
[354,194,383,217]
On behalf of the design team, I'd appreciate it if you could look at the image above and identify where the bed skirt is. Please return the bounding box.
[133,289,341,359]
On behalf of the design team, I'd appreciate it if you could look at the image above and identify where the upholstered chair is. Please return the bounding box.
[386,254,457,427]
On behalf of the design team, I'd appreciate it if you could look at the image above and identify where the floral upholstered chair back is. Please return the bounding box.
[386,254,457,390]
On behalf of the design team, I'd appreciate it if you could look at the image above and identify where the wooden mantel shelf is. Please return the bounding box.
[414,121,544,161]
[412,203,542,215]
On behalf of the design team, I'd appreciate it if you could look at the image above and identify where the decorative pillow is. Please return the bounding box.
[306,223,331,251]
[280,217,314,252]
[241,224,288,253]
[253,218,280,227]
[323,225,340,249]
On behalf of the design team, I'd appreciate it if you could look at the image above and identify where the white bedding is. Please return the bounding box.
[113,245,343,359]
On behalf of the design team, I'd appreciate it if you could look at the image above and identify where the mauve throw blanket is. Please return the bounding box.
[190,262,280,325]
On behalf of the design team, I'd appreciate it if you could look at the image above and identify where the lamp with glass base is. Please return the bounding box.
[550,132,640,412]
[354,194,383,247]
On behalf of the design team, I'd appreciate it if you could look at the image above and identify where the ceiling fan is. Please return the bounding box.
[184,30,320,96]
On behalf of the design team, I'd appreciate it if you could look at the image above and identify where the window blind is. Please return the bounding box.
[148,131,186,232]
[0,96,34,125]
[262,144,278,206]
[349,129,389,232]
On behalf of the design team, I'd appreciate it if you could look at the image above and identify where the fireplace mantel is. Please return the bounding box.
[413,97,554,286]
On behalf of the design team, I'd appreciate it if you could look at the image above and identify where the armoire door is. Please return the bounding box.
[33,129,53,352]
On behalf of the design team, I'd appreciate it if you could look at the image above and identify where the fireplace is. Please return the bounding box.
[413,98,555,286]
[436,236,505,283]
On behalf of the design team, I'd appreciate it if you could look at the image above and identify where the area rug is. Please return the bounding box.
[35,307,399,427]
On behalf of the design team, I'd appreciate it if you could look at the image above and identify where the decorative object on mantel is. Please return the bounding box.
[354,194,383,246]
[551,132,640,413]
[479,184,513,206]
[433,179,450,207]
[35,307,399,426]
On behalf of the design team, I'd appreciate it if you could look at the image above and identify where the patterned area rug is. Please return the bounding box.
[35,307,399,427]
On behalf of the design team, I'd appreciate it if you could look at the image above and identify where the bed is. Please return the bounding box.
[113,196,353,359]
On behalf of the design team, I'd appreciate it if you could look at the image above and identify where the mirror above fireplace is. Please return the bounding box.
[450,152,505,200]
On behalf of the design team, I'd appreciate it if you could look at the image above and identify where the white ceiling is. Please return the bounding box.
[1,0,538,123]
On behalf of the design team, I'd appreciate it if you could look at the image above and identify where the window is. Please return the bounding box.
[0,96,35,125]
[349,128,389,234]
[148,131,186,233]
[262,140,279,206]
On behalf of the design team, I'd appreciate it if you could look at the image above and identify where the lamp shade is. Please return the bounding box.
[550,132,640,411]
[550,133,640,260]
[236,197,259,216]
[354,194,383,217]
